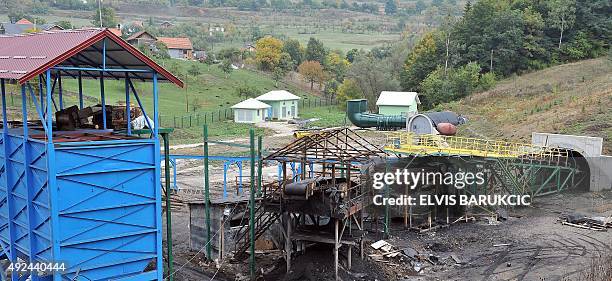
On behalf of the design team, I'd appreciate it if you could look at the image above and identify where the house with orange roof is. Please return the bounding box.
[157,37,193,60]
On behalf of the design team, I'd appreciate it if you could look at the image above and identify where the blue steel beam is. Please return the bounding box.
[152,71,163,281]
[2,80,17,280]
[125,73,131,136]
[127,79,153,133]
[100,72,107,129]
[45,69,61,281]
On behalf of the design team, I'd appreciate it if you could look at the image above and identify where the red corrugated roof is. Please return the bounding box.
[109,28,122,37]
[0,28,183,87]
[157,37,193,50]
[16,18,33,25]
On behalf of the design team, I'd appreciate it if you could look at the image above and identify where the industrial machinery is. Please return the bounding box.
[346,99,466,134]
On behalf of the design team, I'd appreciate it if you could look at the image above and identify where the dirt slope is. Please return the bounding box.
[445,57,612,153]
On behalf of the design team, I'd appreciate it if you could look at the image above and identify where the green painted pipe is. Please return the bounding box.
[346,99,406,129]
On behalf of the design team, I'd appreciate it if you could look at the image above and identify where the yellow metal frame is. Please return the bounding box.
[384,132,568,160]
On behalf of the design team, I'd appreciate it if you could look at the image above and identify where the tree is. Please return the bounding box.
[385,0,397,15]
[346,49,359,63]
[323,79,340,101]
[548,0,576,49]
[255,36,284,71]
[91,6,118,28]
[55,20,73,29]
[235,84,261,98]
[419,62,494,108]
[336,79,363,109]
[188,64,201,77]
[219,59,234,78]
[400,32,441,92]
[203,55,215,71]
[283,39,305,68]
[272,53,294,87]
[305,38,327,64]
[298,61,326,90]
[325,52,350,81]
[348,57,400,110]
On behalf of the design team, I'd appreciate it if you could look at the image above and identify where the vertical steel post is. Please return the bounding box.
[100,72,107,129]
[125,73,131,136]
[153,73,159,137]
[203,125,212,259]
[151,71,163,281]
[58,72,63,110]
[162,132,174,281]
[3,80,17,281]
[45,69,60,281]
[249,128,256,278]
[78,71,83,109]
[101,38,107,129]
[257,135,263,197]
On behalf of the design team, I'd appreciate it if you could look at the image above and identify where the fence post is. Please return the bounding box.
[189,115,192,127]
[205,114,207,124]
[173,116,176,128]
[181,116,184,128]
[197,114,200,126]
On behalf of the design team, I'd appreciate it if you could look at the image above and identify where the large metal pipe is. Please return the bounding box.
[346,99,466,131]
[346,99,406,129]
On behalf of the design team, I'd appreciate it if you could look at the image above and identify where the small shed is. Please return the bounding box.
[376,91,420,116]
[256,90,301,120]
[231,98,271,123]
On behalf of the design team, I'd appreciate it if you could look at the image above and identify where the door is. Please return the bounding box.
[290,105,296,118]
[281,106,287,118]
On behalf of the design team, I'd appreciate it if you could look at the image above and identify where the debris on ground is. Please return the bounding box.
[558,213,611,231]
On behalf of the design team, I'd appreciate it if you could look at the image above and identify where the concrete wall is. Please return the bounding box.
[263,100,298,120]
[378,105,414,116]
[532,133,611,192]
[233,108,266,123]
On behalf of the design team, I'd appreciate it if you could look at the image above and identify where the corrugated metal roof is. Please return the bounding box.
[231,98,271,109]
[15,18,33,25]
[0,28,183,87]
[256,90,301,101]
[157,37,193,50]
[376,91,420,106]
[126,30,156,42]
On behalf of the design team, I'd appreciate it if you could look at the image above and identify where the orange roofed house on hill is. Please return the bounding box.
[157,37,193,60]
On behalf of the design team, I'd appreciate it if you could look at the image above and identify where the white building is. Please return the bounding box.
[256,90,301,120]
[231,98,271,124]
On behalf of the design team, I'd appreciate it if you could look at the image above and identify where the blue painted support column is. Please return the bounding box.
[125,73,131,136]
[290,162,296,182]
[223,162,228,198]
[128,79,154,131]
[58,72,63,110]
[78,71,83,109]
[277,163,282,182]
[45,70,60,281]
[152,71,164,280]
[3,80,17,281]
[100,72,107,129]
[309,163,314,178]
[38,75,44,116]
[238,161,243,194]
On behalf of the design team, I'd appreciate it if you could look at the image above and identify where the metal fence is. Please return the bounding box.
[160,97,337,129]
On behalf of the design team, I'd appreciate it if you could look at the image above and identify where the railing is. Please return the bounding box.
[159,98,338,129]
[384,132,569,161]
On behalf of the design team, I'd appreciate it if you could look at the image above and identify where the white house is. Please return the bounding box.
[376,91,420,116]
[256,90,301,120]
[231,98,271,124]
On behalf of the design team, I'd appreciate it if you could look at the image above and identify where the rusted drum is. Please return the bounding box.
[436,123,457,135]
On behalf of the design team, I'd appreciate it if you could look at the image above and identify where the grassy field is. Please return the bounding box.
[301,106,347,128]
[1,57,345,142]
[444,57,612,153]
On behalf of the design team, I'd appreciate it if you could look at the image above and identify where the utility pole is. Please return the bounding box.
[98,0,103,28]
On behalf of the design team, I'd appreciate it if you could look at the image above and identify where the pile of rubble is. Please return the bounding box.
[559,213,612,231]
[368,239,464,276]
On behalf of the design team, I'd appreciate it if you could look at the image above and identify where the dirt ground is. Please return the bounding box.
[161,123,611,281]
[163,190,612,281]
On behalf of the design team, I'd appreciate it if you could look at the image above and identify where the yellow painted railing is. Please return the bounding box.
[384,132,569,160]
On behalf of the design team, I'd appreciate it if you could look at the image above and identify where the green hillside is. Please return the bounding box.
[445,58,612,153]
